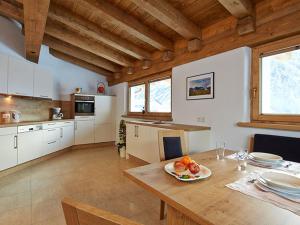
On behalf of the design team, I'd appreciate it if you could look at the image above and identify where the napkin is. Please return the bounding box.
[226,172,300,216]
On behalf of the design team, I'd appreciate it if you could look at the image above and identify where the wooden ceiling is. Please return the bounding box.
[0,0,299,84]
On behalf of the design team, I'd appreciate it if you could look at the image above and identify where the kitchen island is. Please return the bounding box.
[126,120,211,163]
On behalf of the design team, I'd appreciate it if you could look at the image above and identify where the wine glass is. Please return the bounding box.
[237,148,248,171]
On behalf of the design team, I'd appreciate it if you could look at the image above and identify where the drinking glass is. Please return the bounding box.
[237,148,248,171]
[216,141,226,160]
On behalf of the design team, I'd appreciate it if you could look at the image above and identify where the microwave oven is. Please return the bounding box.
[74,94,95,116]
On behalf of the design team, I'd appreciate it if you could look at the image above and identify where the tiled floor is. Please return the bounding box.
[0,146,165,225]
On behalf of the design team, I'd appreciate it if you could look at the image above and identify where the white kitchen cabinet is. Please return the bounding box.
[94,96,116,143]
[18,130,44,164]
[75,119,95,145]
[0,127,18,171]
[43,127,61,155]
[126,124,162,163]
[34,66,53,99]
[60,122,74,149]
[0,54,8,94]
[95,96,116,124]
[8,57,34,97]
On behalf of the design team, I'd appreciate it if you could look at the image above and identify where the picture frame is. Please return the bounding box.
[186,72,214,100]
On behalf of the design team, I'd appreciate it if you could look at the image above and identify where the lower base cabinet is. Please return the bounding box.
[0,127,18,171]
[43,127,61,155]
[61,125,74,149]
[75,119,95,145]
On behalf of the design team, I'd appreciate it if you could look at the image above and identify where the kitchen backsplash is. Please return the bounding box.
[0,95,72,122]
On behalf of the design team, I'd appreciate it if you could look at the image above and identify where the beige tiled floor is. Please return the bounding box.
[0,146,165,225]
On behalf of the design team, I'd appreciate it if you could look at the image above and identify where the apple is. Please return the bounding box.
[174,161,187,172]
[188,162,200,174]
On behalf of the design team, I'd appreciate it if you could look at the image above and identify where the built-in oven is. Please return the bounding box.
[74,94,95,116]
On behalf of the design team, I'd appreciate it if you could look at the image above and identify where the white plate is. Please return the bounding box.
[247,158,283,168]
[260,172,300,192]
[255,181,300,203]
[258,177,300,195]
[249,152,283,162]
[164,162,212,182]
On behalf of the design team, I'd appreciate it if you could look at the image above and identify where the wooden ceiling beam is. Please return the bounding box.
[0,0,23,22]
[45,20,134,67]
[44,35,122,73]
[23,0,50,63]
[49,49,113,77]
[217,0,255,35]
[48,4,151,60]
[129,0,201,40]
[110,7,300,85]
[84,0,173,50]
[217,0,253,18]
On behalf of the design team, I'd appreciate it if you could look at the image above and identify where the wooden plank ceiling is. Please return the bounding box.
[0,0,300,82]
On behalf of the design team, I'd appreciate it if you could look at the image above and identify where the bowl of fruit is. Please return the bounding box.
[164,156,212,182]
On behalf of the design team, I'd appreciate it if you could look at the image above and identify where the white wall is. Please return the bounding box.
[0,16,108,100]
[110,82,128,142]
[172,47,300,150]
[111,47,300,151]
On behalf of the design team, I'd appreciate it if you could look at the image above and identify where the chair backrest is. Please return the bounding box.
[252,134,300,162]
[62,198,142,225]
[158,130,188,161]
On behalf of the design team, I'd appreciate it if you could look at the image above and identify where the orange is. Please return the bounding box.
[181,156,192,166]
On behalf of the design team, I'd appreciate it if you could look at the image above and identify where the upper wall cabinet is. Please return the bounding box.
[8,57,34,97]
[0,54,8,94]
[34,66,53,99]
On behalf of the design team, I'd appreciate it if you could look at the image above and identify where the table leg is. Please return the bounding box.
[167,205,200,225]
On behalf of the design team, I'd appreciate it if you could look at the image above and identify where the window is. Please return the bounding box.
[252,35,300,123]
[149,78,171,113]
[128,72,172,119]
[129,84,145,112]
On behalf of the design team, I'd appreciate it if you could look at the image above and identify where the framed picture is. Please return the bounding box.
[186,72,214,100]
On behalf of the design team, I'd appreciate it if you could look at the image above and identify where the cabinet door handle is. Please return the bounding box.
[48,123,56,126]
[48,141,56,145]
[136,126,139,138]
[134,126,137,137]
[47,129,56,131]
[60,128,63,138]
[14,135,18,149]
[75,121,77,130]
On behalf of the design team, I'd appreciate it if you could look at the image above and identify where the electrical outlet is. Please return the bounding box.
[197,116,205,122]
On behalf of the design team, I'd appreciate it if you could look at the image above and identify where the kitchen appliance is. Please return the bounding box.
[18,124,44,163]
[10,110,21,123]
[52,107,64,120]
[74,94,95,116]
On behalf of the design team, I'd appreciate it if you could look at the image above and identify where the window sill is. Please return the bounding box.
[237,122,300,131]
[122,114,173,121]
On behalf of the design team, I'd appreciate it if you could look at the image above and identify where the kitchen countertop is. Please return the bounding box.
[0,119,74,128]
[125,120,210,131]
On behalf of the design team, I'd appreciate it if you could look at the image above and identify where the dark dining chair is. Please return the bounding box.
[252,134,300,163]
[158,130,188,220]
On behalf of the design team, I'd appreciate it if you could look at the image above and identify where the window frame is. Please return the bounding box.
[251,35,300,123]
[127,71,172,120]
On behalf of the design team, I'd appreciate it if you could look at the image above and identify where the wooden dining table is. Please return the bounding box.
[124,150,300,225]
